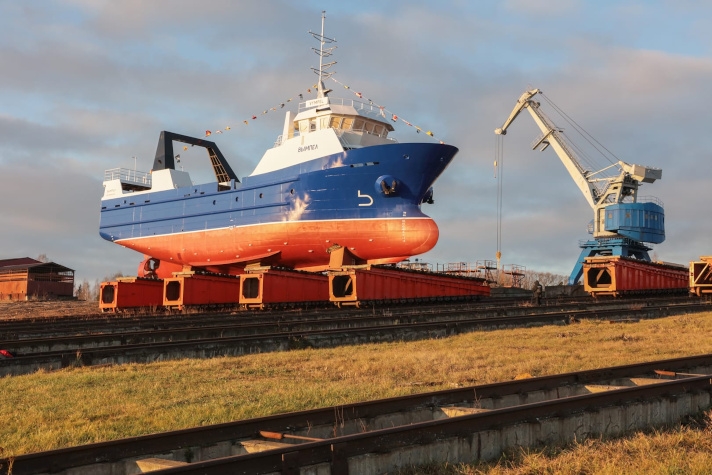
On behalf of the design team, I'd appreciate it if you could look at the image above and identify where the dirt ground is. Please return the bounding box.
[0,300,101,320]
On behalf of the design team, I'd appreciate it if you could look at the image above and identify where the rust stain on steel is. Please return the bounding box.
[259,430,323,442]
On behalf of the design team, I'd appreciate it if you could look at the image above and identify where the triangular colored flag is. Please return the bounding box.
[252,115,257,120]
[391,114,398,122]
[205,130,211,136]
[225,126,231,130]
[356,92,362,98]
[183,146,188,151]
[299,94,303,99]
[244,120,248,125]
[215,130,222,134]
[426,131,434,137]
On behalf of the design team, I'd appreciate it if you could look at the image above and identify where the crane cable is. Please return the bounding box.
[539,93,620,172]
[495,134,504,272]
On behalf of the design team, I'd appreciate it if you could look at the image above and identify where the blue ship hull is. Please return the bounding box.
[100,142,458,273]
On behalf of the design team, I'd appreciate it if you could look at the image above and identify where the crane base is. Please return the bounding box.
[569,238,652,285]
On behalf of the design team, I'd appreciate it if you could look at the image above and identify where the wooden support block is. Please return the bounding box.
[629,377,676,386]
[441,406,490,417]
[584,384,629,393]
[240,439,293,453]
[136,457,189,472]
[586,377,674,393]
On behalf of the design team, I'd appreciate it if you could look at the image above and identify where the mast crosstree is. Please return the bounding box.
[309,11,337,98]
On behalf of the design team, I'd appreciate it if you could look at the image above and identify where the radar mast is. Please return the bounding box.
[309,11,336,98]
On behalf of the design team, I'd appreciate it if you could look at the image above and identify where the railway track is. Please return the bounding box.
[0,295,575,337]
[4,353,712,475]
[1,294,700,339]
[0,298,518,338]
[1,297,709,377]
[0,294,697,339]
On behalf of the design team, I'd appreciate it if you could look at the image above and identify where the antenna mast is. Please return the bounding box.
[309,11,337,98]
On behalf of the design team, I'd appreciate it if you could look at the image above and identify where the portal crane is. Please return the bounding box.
[495,88,665,285]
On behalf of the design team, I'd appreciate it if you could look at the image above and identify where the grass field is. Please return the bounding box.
[2,308,712,474]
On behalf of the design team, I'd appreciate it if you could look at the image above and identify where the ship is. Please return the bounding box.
[99,14,458,279]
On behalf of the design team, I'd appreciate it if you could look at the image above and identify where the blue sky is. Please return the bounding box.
[1,0,710,284]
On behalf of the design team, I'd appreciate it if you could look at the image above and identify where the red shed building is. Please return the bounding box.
[0,258,75,300]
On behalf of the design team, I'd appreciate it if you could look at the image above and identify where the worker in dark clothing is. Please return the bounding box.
[531,280,543,306]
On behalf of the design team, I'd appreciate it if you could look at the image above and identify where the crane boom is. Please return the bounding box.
[494,88,662,238]
[496,89,600,208]
[494,89,538,137]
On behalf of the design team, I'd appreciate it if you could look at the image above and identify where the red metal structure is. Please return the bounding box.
[163,273,242,310]
[690,256,712,297]
[583,256,688,297]
[0,258,74,301]
[329,265,490,307]
[239,268,329,309]
[99,277,165,312]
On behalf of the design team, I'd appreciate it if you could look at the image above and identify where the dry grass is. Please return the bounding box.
[2,308,712,473]
[0,300,98,319]
[395,418,712,474]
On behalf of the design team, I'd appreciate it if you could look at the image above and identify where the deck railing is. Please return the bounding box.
[104,168,152,187]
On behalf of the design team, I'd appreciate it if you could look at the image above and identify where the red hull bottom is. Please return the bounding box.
[117,218,439,276]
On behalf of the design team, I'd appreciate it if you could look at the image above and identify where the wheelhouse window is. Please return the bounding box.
[329,116,343,128]
[320,115,390,138]
[342,117,354,130]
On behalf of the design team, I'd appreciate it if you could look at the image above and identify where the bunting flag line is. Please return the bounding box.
[200,86,318,138]
[327,76,446,144]
[196,78,445,145]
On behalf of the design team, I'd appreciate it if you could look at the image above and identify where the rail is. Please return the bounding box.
[103,167,152,187]
[298,97,384,117]
[2,298,709,376]
[637,195,664,207]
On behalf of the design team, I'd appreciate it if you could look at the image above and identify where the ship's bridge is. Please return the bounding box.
[274,96,396,147]
[251,96,399,177]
